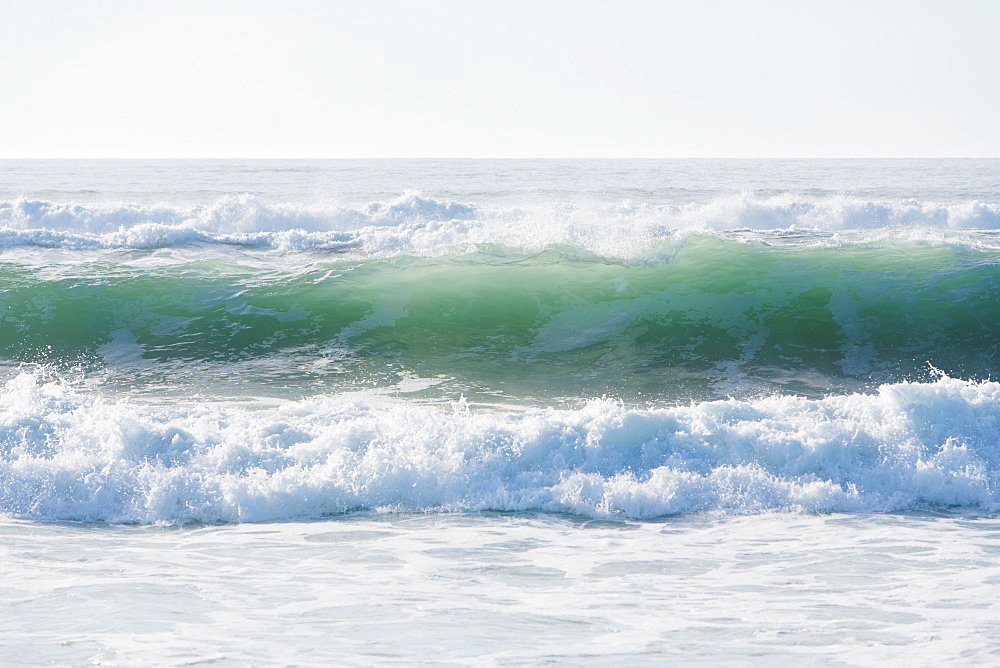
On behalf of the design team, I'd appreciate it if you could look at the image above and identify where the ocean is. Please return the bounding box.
[1,159,999,664]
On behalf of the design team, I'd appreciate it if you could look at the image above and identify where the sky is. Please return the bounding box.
[3,0,998,158]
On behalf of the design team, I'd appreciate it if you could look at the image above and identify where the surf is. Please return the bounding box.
[0,235,998,402]
[0,370,996,524]
[3,191,1000,256]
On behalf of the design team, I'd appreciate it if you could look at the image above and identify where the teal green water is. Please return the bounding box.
[3,237,999,404]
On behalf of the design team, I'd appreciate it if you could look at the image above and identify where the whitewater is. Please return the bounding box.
[2,159,1000,664]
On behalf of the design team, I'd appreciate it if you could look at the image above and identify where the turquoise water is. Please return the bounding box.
[1,236,999,406]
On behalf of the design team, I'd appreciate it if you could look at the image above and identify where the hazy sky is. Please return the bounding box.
[3,0,998,158]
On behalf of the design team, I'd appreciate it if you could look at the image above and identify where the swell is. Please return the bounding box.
[2,237,999,401]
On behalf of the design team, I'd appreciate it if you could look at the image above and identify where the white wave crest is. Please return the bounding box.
[1,372,998,524]
[2,193,1000,259]
[0,191,474,234]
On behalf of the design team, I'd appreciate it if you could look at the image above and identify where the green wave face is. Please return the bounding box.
[1,237,998,403]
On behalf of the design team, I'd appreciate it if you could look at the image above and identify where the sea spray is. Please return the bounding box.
[3,193,1000,255]
[0,370,996,524]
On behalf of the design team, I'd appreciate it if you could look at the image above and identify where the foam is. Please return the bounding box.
[2,193,1000,260]
[1,371,997,524]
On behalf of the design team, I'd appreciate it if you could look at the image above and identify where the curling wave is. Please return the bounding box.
[0,236,997,400]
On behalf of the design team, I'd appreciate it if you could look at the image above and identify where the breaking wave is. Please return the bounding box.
[2,193,1000,257]
[0,371,997,524]
[0,235,998,400]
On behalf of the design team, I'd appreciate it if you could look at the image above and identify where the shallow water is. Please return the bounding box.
[2,512,999,665]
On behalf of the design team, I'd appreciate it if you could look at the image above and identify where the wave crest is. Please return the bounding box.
[2,193,1000,256]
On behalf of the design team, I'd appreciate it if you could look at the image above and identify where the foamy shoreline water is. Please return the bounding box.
[3,511,999,665]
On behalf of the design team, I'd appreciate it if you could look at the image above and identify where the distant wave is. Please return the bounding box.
[2,193,1000,257]
[0,191,476,233]
[1,371,997,523]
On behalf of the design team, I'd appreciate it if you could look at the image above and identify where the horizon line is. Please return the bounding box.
[1,155,998,161]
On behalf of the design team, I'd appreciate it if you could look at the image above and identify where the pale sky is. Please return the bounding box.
[3,0,998,158]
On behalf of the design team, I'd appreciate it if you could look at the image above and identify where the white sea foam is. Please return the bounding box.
[2,193,1000,259]
[1,371,997,524]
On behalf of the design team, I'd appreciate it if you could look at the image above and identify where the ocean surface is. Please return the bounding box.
[1,159,1000,664]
